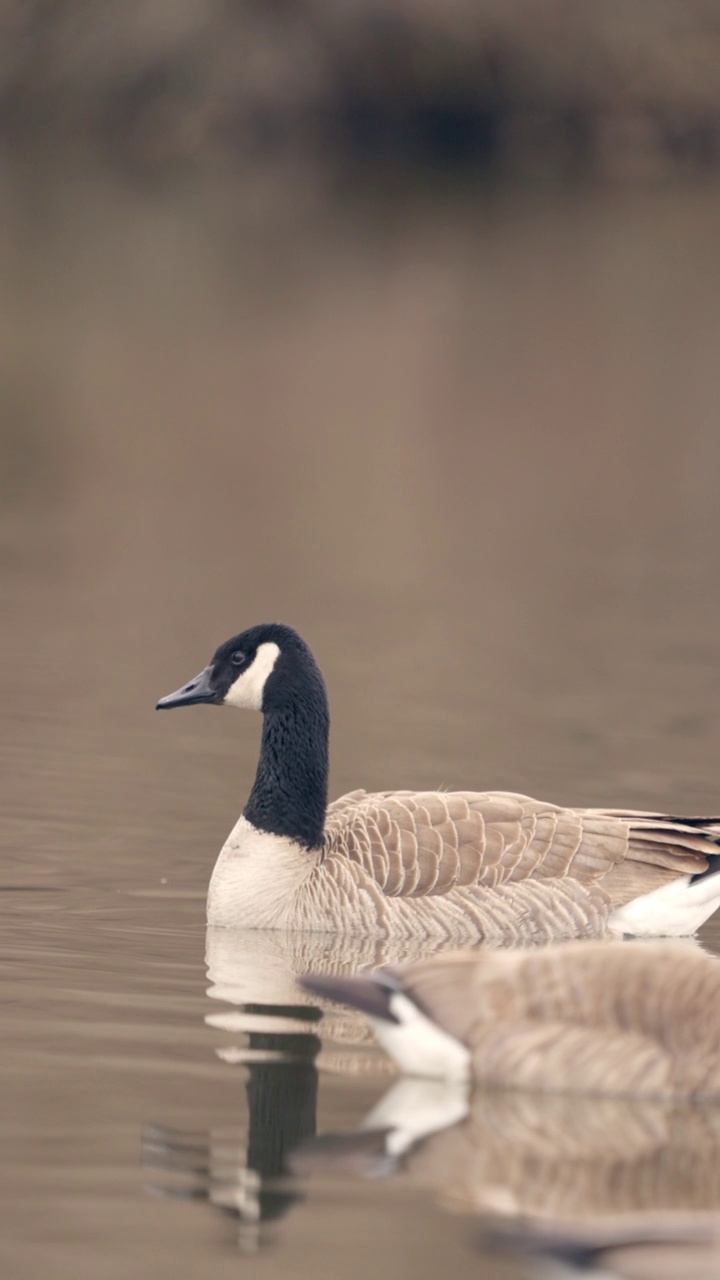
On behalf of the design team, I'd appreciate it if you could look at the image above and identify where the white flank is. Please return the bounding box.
[223,642,281,710]
[370,991,471,1081]
[609,870,720,937]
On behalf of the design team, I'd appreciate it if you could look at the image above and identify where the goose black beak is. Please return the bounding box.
[156,666,216,709]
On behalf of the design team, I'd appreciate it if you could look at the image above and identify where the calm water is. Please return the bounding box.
[3,167,720,1279]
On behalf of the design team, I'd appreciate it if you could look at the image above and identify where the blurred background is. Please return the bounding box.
[3,4,720,1279]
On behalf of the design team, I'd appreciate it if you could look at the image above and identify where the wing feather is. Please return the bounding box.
[323,790,720,903]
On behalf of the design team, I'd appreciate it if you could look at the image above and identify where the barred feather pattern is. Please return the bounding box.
[401,940,720,1096]
[292,858,612,943]
[287,789,720,940]
[399,1091,720,1219]
[209,790,720,938]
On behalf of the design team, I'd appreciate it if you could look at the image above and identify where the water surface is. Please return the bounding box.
[3,168,720,1278]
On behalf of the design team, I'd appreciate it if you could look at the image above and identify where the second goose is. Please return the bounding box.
[156,623,720,939]
[302,939,720,1092]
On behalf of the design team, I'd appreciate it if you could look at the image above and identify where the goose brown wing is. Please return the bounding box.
[323,790,628,899]
[582,809,720,905]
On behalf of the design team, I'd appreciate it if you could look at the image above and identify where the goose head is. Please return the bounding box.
[156,623,325,715]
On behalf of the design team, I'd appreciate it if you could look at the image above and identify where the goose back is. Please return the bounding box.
[400,940,720,1095]
[325,790,720,900]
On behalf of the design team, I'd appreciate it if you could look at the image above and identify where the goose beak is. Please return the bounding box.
[156,666,216,710]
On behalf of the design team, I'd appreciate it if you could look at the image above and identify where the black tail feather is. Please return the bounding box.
[690,853,720,884]
[300,973,401,1024]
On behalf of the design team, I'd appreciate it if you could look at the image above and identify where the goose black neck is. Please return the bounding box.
[243,681,329,851]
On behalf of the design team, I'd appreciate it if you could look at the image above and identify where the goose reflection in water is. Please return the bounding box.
[143,1017,321,1251]
[142,925,720,1275]
[482,1214,720,1280]
[295,1080,720,1278]
[142,925,438,1248]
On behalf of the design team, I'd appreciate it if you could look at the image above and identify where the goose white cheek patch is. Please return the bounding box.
[223,642,281,710]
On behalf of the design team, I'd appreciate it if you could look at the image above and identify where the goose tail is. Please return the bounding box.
[300,972,401,1023]
[299,970,471,1080]
[597,812,720,937]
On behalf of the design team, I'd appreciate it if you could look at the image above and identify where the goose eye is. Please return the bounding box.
[231,651,246,666]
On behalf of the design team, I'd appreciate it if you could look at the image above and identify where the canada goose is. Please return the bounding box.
[301,939,720,1091]
[156,623,720,938]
